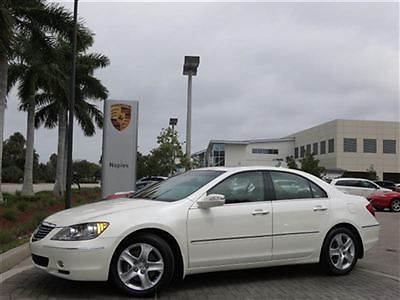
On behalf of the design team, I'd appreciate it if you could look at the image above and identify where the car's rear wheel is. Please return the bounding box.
[110,234,175,297]
[320,227,358,275]
[390,199,400,212]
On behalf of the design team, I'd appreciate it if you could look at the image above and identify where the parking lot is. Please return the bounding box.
[1,212,399,299]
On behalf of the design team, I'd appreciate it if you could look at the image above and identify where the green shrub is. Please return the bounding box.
[17,201,28,212]
[2,208,19,222]
[22,196,41,202]
[33,212,47,225]
[0,230,13,244]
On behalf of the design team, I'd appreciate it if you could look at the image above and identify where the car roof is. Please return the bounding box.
[332,177,373,181]
[195,166,295,172]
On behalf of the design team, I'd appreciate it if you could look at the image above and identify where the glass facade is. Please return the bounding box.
[320,141,326,154]
[212,144,225,166]
[383,140,396,154]
[328,139,335,153]
[363,139,377,153]
[312,143,318,155]
[252,148,279,155]
[344,138,357,152]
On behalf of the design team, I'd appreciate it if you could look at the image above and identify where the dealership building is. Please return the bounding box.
[193,119,400,181]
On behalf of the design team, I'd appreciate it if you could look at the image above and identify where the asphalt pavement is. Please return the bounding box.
[0,212,399,299]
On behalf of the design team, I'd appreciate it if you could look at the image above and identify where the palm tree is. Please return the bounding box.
[0,2,14,202]
[33,41,109,196]
[1,0,77,198]
[8,44,65,195]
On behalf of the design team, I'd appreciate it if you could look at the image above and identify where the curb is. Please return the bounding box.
[0,243,30,274]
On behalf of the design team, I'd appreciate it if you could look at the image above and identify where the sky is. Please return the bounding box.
[4,1,399,163]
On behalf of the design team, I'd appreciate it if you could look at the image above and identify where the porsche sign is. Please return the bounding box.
[102,100,139,198]
[110,104,131,131]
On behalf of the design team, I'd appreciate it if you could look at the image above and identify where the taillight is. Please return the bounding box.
[366,203,375,216]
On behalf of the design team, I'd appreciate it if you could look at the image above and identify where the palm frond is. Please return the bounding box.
[0,2,14,57]
[35,100,59,129]
[7,62,25,92]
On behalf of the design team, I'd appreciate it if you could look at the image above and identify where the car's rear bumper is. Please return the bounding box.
[360,224,380,253]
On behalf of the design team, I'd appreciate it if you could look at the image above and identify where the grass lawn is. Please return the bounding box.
[0,188,101,254]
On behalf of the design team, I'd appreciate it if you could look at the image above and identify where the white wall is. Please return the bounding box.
[224,140,295,167]
[290,119,400,179]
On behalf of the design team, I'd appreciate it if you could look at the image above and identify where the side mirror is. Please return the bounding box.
[197,194,225,209]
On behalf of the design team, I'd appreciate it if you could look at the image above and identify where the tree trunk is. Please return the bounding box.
[53,107,66,196]
[21,98,35,196]
[63,117,68,192]
[0,56,8,203]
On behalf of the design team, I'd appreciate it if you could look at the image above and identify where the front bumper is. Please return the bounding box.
[29,232,115,281]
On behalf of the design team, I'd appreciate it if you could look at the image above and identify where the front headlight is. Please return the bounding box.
[51,222,109,241]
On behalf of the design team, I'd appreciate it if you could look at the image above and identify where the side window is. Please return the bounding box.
[310,181,328,198]
[335,180,347,186]
[363,181,377,189]
[270,172,327,200]
[207,171,265,204]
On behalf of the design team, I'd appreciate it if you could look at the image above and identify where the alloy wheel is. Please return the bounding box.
[329,233,355,271]
[117,243,164,291]
[391,199,400,212]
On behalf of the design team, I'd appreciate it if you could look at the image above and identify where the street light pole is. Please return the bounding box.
[169,118,178,176]
[65,0,78,209]
[182,56,199,164]
[185,75,192,159]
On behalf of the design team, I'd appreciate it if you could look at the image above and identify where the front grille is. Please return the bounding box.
[32,254,49,267]
[32,222,56,241]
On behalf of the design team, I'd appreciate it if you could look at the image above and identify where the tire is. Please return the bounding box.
[320,227,358,275]
[110,234,175,297]
[390,199,400,212]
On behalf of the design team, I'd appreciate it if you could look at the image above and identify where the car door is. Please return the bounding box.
[187,171,272,268]
[336,180,366,197]
[357,180,379,198]
[268,171,329,260]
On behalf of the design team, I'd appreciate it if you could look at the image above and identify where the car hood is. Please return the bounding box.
[45,198,168,227]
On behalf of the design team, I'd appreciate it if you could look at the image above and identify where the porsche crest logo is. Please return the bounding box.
[110,104,132,131]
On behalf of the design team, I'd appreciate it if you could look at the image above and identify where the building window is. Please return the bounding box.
[306,144,311,154]
[300,146,305,158]
[212,144,225,166]
[363,139,377,153]
[252,148,278,155]
[383,140,396,154]
[320,141,326,154]
[312,143,318,155]
[328,139,334,153]
[294,147,299,159]
[343,138,357,152]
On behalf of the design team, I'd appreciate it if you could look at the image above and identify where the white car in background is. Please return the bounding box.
[30,167,379,297]
[331,178,391,198]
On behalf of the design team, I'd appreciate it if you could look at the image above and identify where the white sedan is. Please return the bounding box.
[30,167,379,297]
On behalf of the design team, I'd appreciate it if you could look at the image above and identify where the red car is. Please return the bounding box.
[367,191,400,212]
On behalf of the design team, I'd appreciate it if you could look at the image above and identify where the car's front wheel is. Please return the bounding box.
[390,199,400,212]
[110,234,175,297]
[320,227,358,275]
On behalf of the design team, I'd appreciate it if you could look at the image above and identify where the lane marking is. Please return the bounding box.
[358,268,400,282]
[0,265,34,284]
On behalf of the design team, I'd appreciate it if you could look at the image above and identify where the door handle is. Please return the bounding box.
[313,205,328,212]
[252,209,270,215]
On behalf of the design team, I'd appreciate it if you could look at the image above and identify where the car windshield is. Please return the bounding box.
[132,170,224,202]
